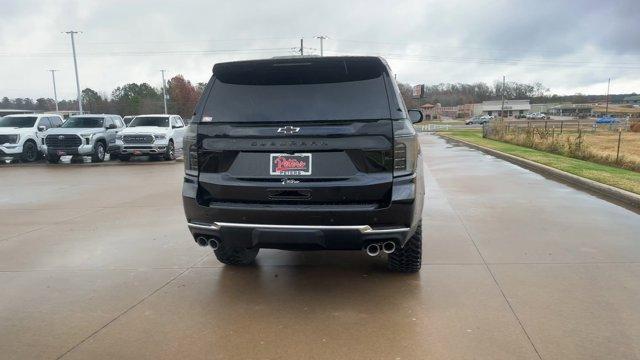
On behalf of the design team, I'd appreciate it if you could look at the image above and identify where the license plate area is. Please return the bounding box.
[270,153,311,176]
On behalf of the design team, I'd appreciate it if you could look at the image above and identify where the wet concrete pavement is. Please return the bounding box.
[1,134,639,359]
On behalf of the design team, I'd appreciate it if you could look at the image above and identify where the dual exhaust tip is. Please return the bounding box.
[365,241,396,256]
[198,235,394,256]
[196,236,219,250]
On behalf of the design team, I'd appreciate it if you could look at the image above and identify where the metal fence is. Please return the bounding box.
[483,120,640,171]
[499,119,634,133]
[416,124,451,132]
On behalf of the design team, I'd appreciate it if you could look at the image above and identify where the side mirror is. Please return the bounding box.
[37,125,46,132]
[106,123,117,130]
[408,109,423,124]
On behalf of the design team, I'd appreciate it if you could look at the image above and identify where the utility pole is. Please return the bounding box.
[315,35,327,56]
[299,38,304,56]
[500,75,506,121]
[160,70,168,114]
[64,31,83,114]
[48,70,59,112]
[605,78,611,117]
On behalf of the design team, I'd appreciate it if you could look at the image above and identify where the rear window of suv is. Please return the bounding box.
[204,58,392,122]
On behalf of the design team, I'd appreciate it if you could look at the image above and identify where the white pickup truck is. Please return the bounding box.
[116,114,185,161]
[0,113,64,162]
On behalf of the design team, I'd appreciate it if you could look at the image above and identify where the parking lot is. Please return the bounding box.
[1,134,639,359]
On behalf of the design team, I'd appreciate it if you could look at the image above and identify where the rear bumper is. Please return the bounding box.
[182,157,424,250]
[187,221,412,250]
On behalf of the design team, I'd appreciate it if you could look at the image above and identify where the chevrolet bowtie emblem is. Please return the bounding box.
[277,126,300,134]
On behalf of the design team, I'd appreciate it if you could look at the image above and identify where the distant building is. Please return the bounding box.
[547,103,593,117]
[623,95,640,105]
[530,103,554,114]
[458,103,477,118]
[419,103,436,120]
[481,100,531,117]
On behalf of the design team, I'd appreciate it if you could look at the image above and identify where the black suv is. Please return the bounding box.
[182,56,425,272]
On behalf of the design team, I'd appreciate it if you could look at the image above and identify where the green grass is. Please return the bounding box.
[440,130,640,195]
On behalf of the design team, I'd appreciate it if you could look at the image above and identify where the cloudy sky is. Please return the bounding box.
[1,0,639,100]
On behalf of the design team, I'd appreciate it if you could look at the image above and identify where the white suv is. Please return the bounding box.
[0,114,64,162]
[116,114,185,161]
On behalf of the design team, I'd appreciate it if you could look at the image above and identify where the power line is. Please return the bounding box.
[321,50,640,70]
[4,47,639,70]
[0,48,292,58]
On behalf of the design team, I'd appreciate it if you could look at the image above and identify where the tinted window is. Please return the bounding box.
[62,117,105,128]
[171,117,183,127]
[0,116,38,128]
[204,58,391,122]
[49,116,63,127]
[104,117,114,128]
[129,117,170,127]
[38,118,52,129]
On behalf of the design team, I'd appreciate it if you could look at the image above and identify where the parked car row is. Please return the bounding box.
[0,113,185,163]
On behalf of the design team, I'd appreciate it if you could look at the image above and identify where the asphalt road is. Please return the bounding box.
[1,134,639,359]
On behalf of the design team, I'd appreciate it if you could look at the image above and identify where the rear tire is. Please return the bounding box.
[214,242,259,266]
[387,223,422,273]
[21,140,39,162]
[91,142,106,163]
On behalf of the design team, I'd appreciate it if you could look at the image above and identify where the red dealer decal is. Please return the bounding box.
[270,153,312,175]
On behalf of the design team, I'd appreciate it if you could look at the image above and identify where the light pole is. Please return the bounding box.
[605,78,611,117]
[64,31,83,114]
[160,70,168,114]
[48,69,59,112]
[315,35,328,56]
[500,75,506,121]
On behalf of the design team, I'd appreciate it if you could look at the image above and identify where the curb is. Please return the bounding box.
[439,134,640,210]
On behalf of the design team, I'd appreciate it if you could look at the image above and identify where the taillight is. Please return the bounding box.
[393,119,418,177]
[184,124,198,176]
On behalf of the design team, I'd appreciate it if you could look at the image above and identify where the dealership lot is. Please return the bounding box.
[1,134,639,359]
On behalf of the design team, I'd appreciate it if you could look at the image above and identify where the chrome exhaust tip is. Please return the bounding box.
[208,238,219,250]
[195,236,209,247]
[382,241,396,254]
[365,243,381,257]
